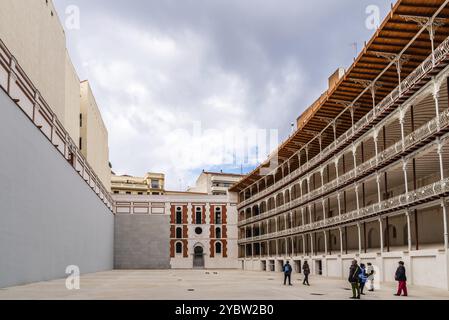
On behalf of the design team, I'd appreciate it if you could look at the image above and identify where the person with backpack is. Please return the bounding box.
[283,261,292,286]
[359,263,368,295]
[394,261,408,297]
[348,260,361,299]
[366,262,375,291]
[302,261,310,286]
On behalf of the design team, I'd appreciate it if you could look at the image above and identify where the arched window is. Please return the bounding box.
[215,207,222,224]
[175,207,182,224]
[195,207,202,224]
[215,227,221,239]
[215,242,222,254]
[175,242,182,254]
[176,227,182,239]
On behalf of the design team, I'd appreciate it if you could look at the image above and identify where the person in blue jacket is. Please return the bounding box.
[283,261,293,286]
[359,263,368,295]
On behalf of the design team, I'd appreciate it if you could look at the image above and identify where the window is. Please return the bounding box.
[113,191,119,194]
[79,113,82,127]
[215,242,222,254]
[126,192,131,195]
[195,207,202,224]
[215,207,222,224]
[176,227,182,239]
[137,192,143,195]
[215,227,221,239]
[175,242,182,254]
[175,207,182,224]
[195,227,203,235]
[151,179,160,189]
[79,137,82,150]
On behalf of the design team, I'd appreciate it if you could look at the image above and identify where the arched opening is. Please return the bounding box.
[215,242,222,255]
[260,201,267,213]
[195,207,202,224]
[368,228,376,248]
[193,245,205,268]
[175,242,183,254]
[276,193,284,207]
[215,227,221,239]
[252,205,259,216]
[175,207,182,224]
[284,189,290,203]
[176,227,182,239]
[215,207,222,224]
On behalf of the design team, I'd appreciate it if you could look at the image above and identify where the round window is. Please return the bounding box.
[195,227,203,235]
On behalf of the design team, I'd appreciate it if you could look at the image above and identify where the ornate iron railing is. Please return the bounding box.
[238,108,449,226]
[238,35,449,210]
[238,177,449,244]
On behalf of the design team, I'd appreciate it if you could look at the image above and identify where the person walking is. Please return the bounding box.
[302,261,310,286]
[348,260,361,299]
[283,261,292,286]
[359,263,368,295]
[394,261,408,297]
[366,262,375,292]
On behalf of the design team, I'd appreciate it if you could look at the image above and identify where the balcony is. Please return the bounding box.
[238,107,449,226]
[238,176,449,244]
[238,35,449,210]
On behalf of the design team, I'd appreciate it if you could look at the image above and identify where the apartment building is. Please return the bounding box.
[0,0,111,190]
[231,0,449,290]
[111,172,165,195]
[187,171,244,195]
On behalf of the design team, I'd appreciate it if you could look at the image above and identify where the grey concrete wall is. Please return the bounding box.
[114,214,170,269]
[0,90,114,288]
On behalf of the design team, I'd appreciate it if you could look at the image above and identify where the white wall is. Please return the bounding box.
[0,89,114,288]
[0,0,81,144]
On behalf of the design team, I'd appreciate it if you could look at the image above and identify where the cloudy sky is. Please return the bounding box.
[53,0,391,190]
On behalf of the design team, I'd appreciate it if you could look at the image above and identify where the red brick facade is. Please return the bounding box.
[170,203,230,260]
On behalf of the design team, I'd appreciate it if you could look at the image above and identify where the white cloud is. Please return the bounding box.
[54,0,392,190]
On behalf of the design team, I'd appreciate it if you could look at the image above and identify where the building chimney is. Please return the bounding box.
[328,67,345,91]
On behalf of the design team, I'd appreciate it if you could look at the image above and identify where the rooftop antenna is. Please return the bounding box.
[290,122,295,136]
[350,42,358,60]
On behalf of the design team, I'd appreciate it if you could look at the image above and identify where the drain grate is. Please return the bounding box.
[268,278,275,280]
[310,293,325,296]
[343,288,352,291]
[188,289,195,291]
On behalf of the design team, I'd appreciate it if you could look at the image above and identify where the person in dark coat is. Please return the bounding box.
[394,261,408,296]
[302,261,310,286]
[348,260,361,299]
[283,261,292,286]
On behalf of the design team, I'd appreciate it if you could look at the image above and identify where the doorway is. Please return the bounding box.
[295,260,301,273]
[193,246,205,269]
[315,260,323,275]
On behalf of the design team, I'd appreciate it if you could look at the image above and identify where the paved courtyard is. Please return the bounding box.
[1,270,449,300]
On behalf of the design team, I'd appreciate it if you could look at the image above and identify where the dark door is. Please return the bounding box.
[193,246,205,268]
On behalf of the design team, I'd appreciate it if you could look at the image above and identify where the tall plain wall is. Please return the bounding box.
[114,214,171,269]
[0,90,114,288]
[80,81,111,191]
[0,0,82,144]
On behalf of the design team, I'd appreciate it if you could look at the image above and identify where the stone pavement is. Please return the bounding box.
[1,270,448,300]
